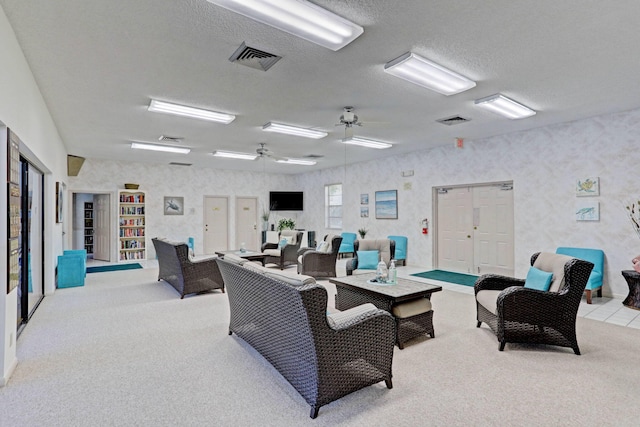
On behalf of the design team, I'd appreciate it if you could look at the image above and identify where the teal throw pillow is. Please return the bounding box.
[357,250,379,270]
[524,266,553,291]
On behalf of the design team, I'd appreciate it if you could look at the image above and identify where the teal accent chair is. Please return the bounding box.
[64,249,87,277]
[57,254,85,288]
[338,233,357,258]
[388,235,408,266]
[187,237,195,257]
[556,247,604,304]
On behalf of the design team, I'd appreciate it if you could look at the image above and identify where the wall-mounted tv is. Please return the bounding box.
[269,191,304,211]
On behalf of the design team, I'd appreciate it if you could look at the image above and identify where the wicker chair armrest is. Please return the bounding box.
[298,247,315,256]
[326,309,396,351]
[261,242,278,251]
[474,274,524,294]
[282,243,300,257]
[497,286,569,320]
[327,303,382,330]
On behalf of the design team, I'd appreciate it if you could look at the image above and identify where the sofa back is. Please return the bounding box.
[216,258,329,403]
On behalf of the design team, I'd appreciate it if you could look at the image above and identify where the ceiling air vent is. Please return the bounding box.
[229,42,282,72]
[436,115,470,126]
[169,162,192,167]
[303,154,324,159]
[159,135,184,143]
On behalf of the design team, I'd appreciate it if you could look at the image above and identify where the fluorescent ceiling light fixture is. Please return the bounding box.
[211,150,258,160]
[341,136,392,149]
[276,158,316,165]
[130,142,190,154]
[384,52,476,96]
[262,122,328,139]
[148,99,235,124]
[208,0,363,51]
[474,93,536,119]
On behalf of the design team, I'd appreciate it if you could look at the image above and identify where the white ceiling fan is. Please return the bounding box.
[256,143,318,165]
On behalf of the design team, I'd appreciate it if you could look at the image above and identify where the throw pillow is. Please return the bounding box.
[278,238,288,249]
[318,242,331,253]
[316,241,325,251]
[524,266,553,291]
[357,250,380,270]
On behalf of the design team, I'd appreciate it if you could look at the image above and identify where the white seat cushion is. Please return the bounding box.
[264,271,315,287]
[392,298,432,318]
[476,290,502,314]
[263,248,281,257]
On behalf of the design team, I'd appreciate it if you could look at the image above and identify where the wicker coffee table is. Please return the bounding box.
[330,273,442,348]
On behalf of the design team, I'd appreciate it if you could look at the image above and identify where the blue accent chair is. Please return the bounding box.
[388,235,408,266]
[57,254,86,288]
[338,233,357,258]
[187,237,195,257]
[556,247,604,304]
[64,249,87,277]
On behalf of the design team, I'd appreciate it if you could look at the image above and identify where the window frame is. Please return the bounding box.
[325,183,343,230]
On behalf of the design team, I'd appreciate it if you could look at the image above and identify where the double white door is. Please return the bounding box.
[436,183,514,276]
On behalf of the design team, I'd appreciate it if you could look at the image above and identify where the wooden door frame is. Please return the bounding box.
[69,190,115,263]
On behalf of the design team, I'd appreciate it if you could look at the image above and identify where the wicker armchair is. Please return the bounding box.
[261,230,303,269]
[216,258,395,418]
[297,234,343,278]
[475,252,593,354]
[346,239,396,275]
[152,238,224,298]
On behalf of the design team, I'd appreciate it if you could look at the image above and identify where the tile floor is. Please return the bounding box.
[87,256,640,329]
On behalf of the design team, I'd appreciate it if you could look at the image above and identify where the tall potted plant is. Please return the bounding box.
[358,227,368,239]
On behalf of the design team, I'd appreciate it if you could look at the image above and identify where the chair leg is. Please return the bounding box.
[385,379,393,389]
[586,289,592,304]
[573,345,581,355]
[597,287,603,297]
[476,321,482,328]
[499,341,506,351]
[310,406,319,419]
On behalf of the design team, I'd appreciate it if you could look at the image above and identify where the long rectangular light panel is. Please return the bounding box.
[474,93,536,119]
[384,52,476,96]
[341,136,392,149]
[148,99,235,124]
[262,122,327,139]
[212,150,258,160]
[208,0,363,51]
[276,158,316,165]
[131,142,190,154]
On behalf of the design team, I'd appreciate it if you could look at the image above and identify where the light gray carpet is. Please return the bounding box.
[1,266,638,426]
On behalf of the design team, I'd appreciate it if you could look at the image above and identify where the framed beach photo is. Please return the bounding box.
[375,190,397,219]
[360,193,369,204]
[576,201,599,221]
[360,206,369,218]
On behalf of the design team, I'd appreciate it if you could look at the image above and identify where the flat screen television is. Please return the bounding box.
[269,191,303,211]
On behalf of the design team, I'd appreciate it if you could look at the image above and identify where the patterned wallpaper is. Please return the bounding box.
[70,107,640,297]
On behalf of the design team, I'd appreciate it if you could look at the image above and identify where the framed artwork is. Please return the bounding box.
[360,206,369,218]
[360,193,369,205]
[375,190,398,219]
[576,201,599,221]
[576,177,599,196]
[164,196,184,215]
[56,181,65,223]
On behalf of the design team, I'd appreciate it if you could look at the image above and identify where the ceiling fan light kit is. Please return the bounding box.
[474,93,536,119]
[212,150,258,160]
[341,136,392,149]
[131,142,191,154]
[384,52,476,96]
[262,122,328,139]
[148,99,236,124]
[208,0,363,51]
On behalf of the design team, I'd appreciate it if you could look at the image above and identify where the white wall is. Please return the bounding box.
[297,108,640,298]
[0,5,68,385]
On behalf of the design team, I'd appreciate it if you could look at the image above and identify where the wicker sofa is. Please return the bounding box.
[216,256,396,418]
[152,238,224,298]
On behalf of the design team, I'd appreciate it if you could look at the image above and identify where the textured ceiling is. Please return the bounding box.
[3,0,640,174]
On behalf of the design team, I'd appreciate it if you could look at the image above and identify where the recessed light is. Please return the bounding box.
[148,99,235,124]
[341,136,392,149]
[474,93,536,119]
[211,150,258,160]
[262,122,328,139]
[208,0,363,51]
[384,52,476,96]
[131,142,190,154]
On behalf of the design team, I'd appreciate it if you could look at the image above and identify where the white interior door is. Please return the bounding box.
[473,184,514,276]
[93,194,111,261]
[437,187,474,273]
[204,196,229,254]
[235,197,258,251]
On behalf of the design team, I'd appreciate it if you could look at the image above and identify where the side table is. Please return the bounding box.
[621,270,640,310]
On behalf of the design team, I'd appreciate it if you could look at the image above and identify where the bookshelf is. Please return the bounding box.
[118,190,146,261]
[84,202,94,255]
